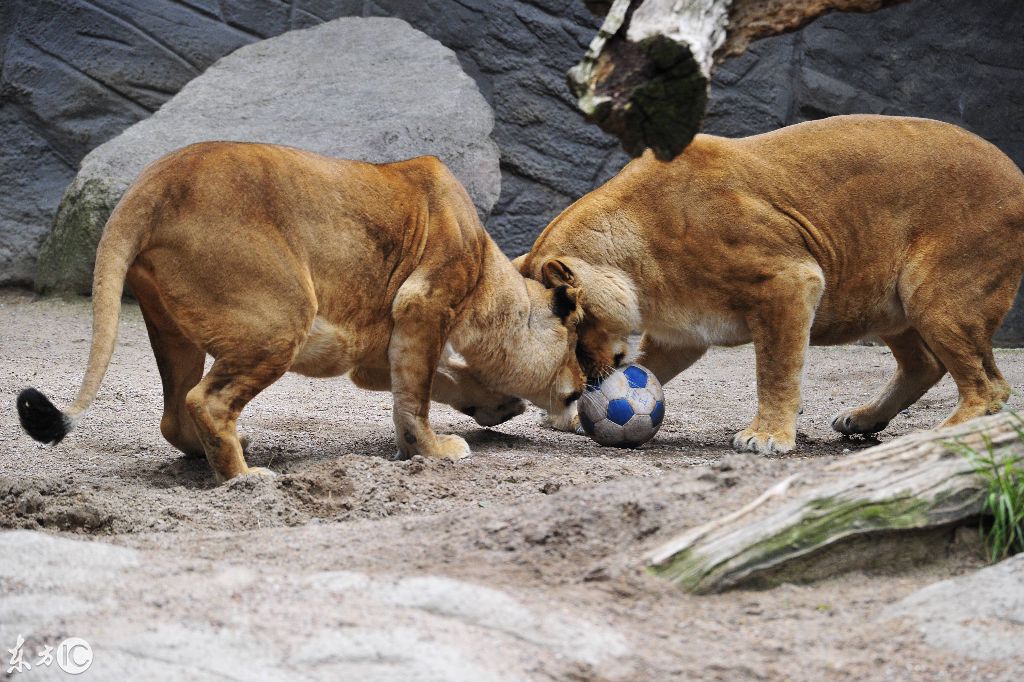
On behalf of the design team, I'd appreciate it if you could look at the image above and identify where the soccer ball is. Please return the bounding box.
[578,364,665,448]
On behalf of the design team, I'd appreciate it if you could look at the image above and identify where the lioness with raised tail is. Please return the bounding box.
[18,143,586,481]
[519,115,1024,454]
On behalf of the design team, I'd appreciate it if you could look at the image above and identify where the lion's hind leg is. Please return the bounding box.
[917,328,998,427]
[184,350,296,482]
[906,261,1019,428]
[910,310,1010,428]
[173,303,312,482]
[145,316,206,457]
[831,328,946,436]
[983,349,1012,410]
[132,271,206,458]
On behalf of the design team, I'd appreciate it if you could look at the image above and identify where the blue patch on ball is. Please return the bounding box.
[651,400,665,429]
[623,365,648,389]
[577,364,666,448]
[607,398,634,426]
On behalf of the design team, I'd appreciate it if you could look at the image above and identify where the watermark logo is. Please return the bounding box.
[5,635,30,675]
[6,635,92,675]
[55,638,93,675]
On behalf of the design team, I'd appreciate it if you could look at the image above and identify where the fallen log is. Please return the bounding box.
[570,0,905,160]
[647,412,1024,593]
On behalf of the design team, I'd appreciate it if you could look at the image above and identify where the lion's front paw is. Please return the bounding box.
[220,465,278,485]
[830,409,889,436]
[732,428,795,455]
[542,413,580,433]
[542,402,584,434]
[429,434,472,461]
[244,466,278,477]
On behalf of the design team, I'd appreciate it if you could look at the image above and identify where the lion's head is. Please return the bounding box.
[450,269,588,431]
[517,255,640,383]
[526,276,588,430]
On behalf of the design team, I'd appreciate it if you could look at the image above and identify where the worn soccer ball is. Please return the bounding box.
[578,364,665,448]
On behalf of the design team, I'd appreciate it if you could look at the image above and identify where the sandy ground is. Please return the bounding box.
[2,287,1022,680]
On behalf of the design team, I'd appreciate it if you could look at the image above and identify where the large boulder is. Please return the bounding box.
[883,553,1024,661]
[34,17,500,294]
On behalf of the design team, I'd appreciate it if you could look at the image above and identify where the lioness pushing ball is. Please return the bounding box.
[18,143,585,481]
[520,115,1024,455]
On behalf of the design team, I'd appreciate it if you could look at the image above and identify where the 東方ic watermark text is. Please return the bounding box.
[6,635,93,675]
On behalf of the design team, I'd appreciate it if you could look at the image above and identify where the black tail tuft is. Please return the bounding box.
[17,388,70,445]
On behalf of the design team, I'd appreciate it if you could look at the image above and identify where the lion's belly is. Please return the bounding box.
[646,308,751,348]
[290,316,389,378]
[645,285,908,349]
[809,281,909,345]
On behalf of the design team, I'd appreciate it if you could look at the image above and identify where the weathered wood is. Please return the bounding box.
[570,0,906,160]
[647,412,1024,593]
[568,0,722,160]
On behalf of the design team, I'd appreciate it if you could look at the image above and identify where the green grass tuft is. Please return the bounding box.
[949,424,1024,563]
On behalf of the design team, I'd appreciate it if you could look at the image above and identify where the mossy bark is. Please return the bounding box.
[648,412,1024,593]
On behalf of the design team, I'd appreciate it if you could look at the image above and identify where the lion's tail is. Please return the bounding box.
[18,198,147,445]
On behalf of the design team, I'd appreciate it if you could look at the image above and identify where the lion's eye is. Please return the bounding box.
[613,352,625,366]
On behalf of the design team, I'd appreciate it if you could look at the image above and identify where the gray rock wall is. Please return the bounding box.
[705,0,1024,167]
[1,0,1023,333]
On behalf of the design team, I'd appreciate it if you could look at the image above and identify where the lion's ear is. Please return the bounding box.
[551,284,582,325]
[541,258,576,288]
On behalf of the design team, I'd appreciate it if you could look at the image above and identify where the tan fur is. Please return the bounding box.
[520,115,1024,454]
[60,142,585,481]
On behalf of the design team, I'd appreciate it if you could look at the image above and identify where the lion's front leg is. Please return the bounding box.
[733,265,824,456]
[387,283,470,462]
